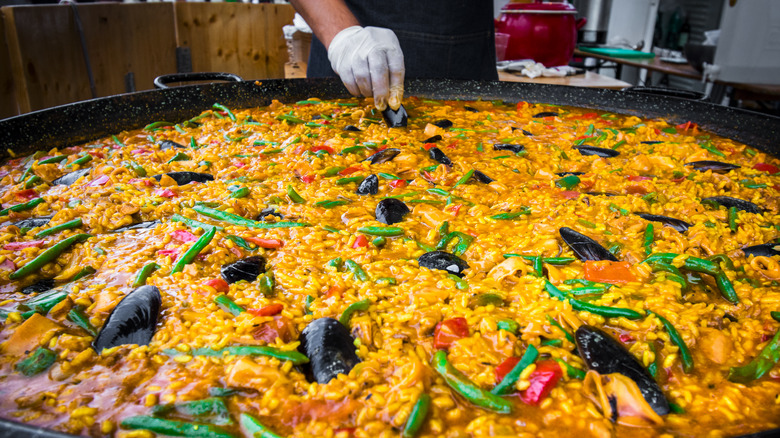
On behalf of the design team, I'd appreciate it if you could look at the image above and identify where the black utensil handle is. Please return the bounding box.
[153,72,243,89]
[622,86,706,101]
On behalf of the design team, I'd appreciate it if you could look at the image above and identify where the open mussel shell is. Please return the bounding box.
[375,198,410,225]
[472,170,494,184]
[464,106,479,113]
[152,171,214,186]
[365,148,401,165]
[641,141,662,145]
[429,147,452,166]
[356,174,379,195]
[343,125,361,132]
[423,135,442,143]
[221,256,266,284]
[21,279,55,295]
[257,208,283,221]
[701,196,761,214]
[511,127,534,137]
[382,105,407,128]
[559,227,618,262]
[742,243,780,258]
[533,111,558,118]
[158,140,186,150]
[52,168,91,186]
[432,119,453,129]
[298,317,360,384]
[93,285,162,351]
[12,216,52,229]
[556,172,585,177]
[493,143,525,154]
[635,213,691,233]
[575,325,670,416]
[418,251,469,277]
[685,160,740,173]
[112,220,160,233]
[574,146,620,158]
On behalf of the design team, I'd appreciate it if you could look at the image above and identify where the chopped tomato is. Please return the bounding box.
[571,112,598,120]
[421,170,435,181]
[516,101,529,111]
[326,285,344,298]
[203,278,229,293]
[352,235,368,248]
[754,163,779,174]
[252,316,296,343]
[87,151,105,159]
[389,179,407,189]
[171,230,197,243]
[584,260,637,284]
[619,333,635,343]
[518,360,562,405]
[557,190,580,199]
[434,317,469,349]
[300,174,316,184]
[154,188,177,198]
[423,143,437,151]
[15,189,38,200]
[311,146,335,155]
[447,204,463,216]
[676,121,697,132]
[248,303,284,317]
[244,237,283,249]
[4,240,45,250]
[626,182,649,194]
[495,356,521,383]
[447,140,459,149]
[627,175,652,181]
[338,167,361,176]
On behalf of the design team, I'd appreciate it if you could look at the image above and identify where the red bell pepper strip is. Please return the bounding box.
[518,360,562,405]
[248,303,284,317]
[311,145,335,155]
[754,163,779,174]
[389,179,407,189]
[423,143,437,151]
[171,230,197,243]
[300,174,316,184]
[338,167,362,176]
[495,356,521,383]
[434,317,469,349]
[4,240,45,250]
[203,278,229,293]
[584,260,637,284]
[244,237,283,249]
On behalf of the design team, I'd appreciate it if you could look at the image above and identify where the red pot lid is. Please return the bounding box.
[502,1,577,13]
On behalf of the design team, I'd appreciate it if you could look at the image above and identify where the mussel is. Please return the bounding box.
[575,325,670,416]
[432,119,453,129]
[429,147,452,166]
[585,192,617,197]
[382,105,407,128]
[423,135,443,143]
[257,208,283,221]
[685,161,740,173]
[356,174,379,195]
[701,196,761,214]
[559,227,618,262]
[112,220,160,233]
[472,170,494,184]
[418,251,469,277]
[221,256,266,284]
[52,168,91,186]
[298,317,360,384]
[511,127,533,137]
[158,140,186,150]
[635,213,691,233]
[12,216,52,229]
[574,146,620,158]
[21,279,55,295]
[375,199,410,225]
[493,144,525,154]
[641,141,662,145]
[742,243,780,258]
[343,125,361,132]
[365,148,401,165]
[556,172,585,176]
[152,172,214,186]
[533,111,558,118]
[93,285,162,351]
[464,106,479,113]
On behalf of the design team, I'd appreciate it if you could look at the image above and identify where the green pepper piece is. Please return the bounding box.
[121,416,235,438]
[497,319,519,334]
[21,288,68,314]
[314,200,350,209]
[555,175,580,190]
[358,226,404,237]
[229,187,250,199]
[471,293,504,307]
[715,272,739,304]
[124,160,147,177]
[651,311,693,374]
[286,185,306,204]
[545,315,575,343]
[432,350,512,413]
[10,234,92,280]
[212,103,236,122]
[375,277,397,286]
[38,155,68,165]
[34,218,83,238]
[448,274,468,290]
[225,235,255,251]
[402,393,431,438]
[326,257,343,269]
[304,295,315,315]
[490,207,531,220]
[167,345,309,364]
[214,294,244,316]
[239,413,284,438]
[771,311,780,323]
[323,166,346,177]
[339,299,370,326]
[491,345,538,396]
[15,347,57,377]
[372,236,386,247]
[643,223,654,256]
[133,262,160,287]
[152,398,231,425]
[170,227,216,275]
[67,306,98,337]
[167,152,191,163]
[258,272,275,297]
[728,330,780,383]
[344,259,369,281]
[72,266,96,281]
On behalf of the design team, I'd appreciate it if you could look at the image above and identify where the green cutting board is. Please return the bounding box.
[578,47,656,59]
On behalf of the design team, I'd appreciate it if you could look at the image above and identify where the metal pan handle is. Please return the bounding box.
[154,72,243,89]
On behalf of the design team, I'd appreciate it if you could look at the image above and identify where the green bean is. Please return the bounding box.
[34,218,83,238]
[133,262,160,287]
[214,294,244,316]
[21,288,68,314]
[491,345,538,396]
[651,311,693,373]
[323,166,345,177]
[378,172,401,180]
[555,359,586,379]
[402,393,431,438]
[24,175,42,189]
[170,227,216,275]
[707,254,736,272]
[168,345,309,364]
[66,154,92,168]
[38,155,68,165]
[123,160,147,177]
[315,200,350,209]
[341,146,366,155]
[225,235,255,251]
[642,253,720,275]
[336,176,363,185]
[276,114,305,124]
[0,198,44,217]
[427,188,450,197]
[544,281,570,301]
[111,135,125,147]
[121,416,235,438]
[229,187,250,199]
[191,205,309,229]
[569,299,643,320]
[771,311,780,322]
[10,234,91,280]
[286,185,306,203]
[436,231,474,256]
[358,226,404,237]
[715,272,739,304]
[568,286,606,296]
[72,266,96,281]
[240,413,284,438]
[728,206,738,233]
[344,259,369,281]
[728,330,780,383]
[546,315,574,343]
[15,347,57,377]
[170,214,223,232]
[453,169,475,188]
[153,397,231,425]
[644,223,654,256]
[339,299,370,326]
[212,103,236,122]
[650,261,688,291]
[490,207,531,220]
[322,226,341,233]
[143,121,173,130]
[67,306,98,336]
[260,148,282,155]
[433,350,512,413]
[448,274,469,290]
[497,319,519,334]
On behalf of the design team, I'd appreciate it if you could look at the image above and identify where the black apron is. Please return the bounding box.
[307,0,498,81]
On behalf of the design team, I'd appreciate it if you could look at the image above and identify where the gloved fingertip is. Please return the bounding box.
[388,86,404,110]
[374,97,388,111]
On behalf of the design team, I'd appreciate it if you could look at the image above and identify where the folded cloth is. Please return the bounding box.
[497,60,581,78]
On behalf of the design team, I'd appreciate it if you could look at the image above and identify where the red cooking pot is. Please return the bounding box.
[495,1,586,67]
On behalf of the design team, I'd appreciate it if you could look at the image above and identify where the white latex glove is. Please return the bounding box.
[327,26,404,110]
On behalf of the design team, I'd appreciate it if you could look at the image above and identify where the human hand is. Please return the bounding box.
[327,26,404,110]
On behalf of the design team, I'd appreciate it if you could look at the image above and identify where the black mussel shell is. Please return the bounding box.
[52,168,91,186]
[356,174,379,195]
[159,140,186,150]
[585,192,617,197]
[510,127,534,137]
[375,198,410,225]
[21,279,55,295]
[12,216,52,229]
[93,285,162,351]
[574,146,620,158]
[153,172,214,186]
[221,256,266,284]
[418,251,469,277]
[423,135,443,143]
[559,227,618,262]
[429,147,452,166]
[432,119,453,129]
[493,143,525,154]
[641,141,662,145]
[112,220,160,233]
[257,208,283,221]
[576,325,670,416]
[464,106,479,113]
[742,243,780,258]
[382,105,407,128]
[701,196,761,214]
[635,213,691,233]
[556,172,585,176]
[472,170,494,184]
[365,148,401,165]
[685,161,740,173]
[533,111,558,118]
[298,317,360,384]
[343,125,361,132]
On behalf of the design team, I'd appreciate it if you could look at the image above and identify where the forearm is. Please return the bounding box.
[289,0,360,48]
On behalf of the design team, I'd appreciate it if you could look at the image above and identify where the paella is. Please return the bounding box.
[0,95,779,438]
